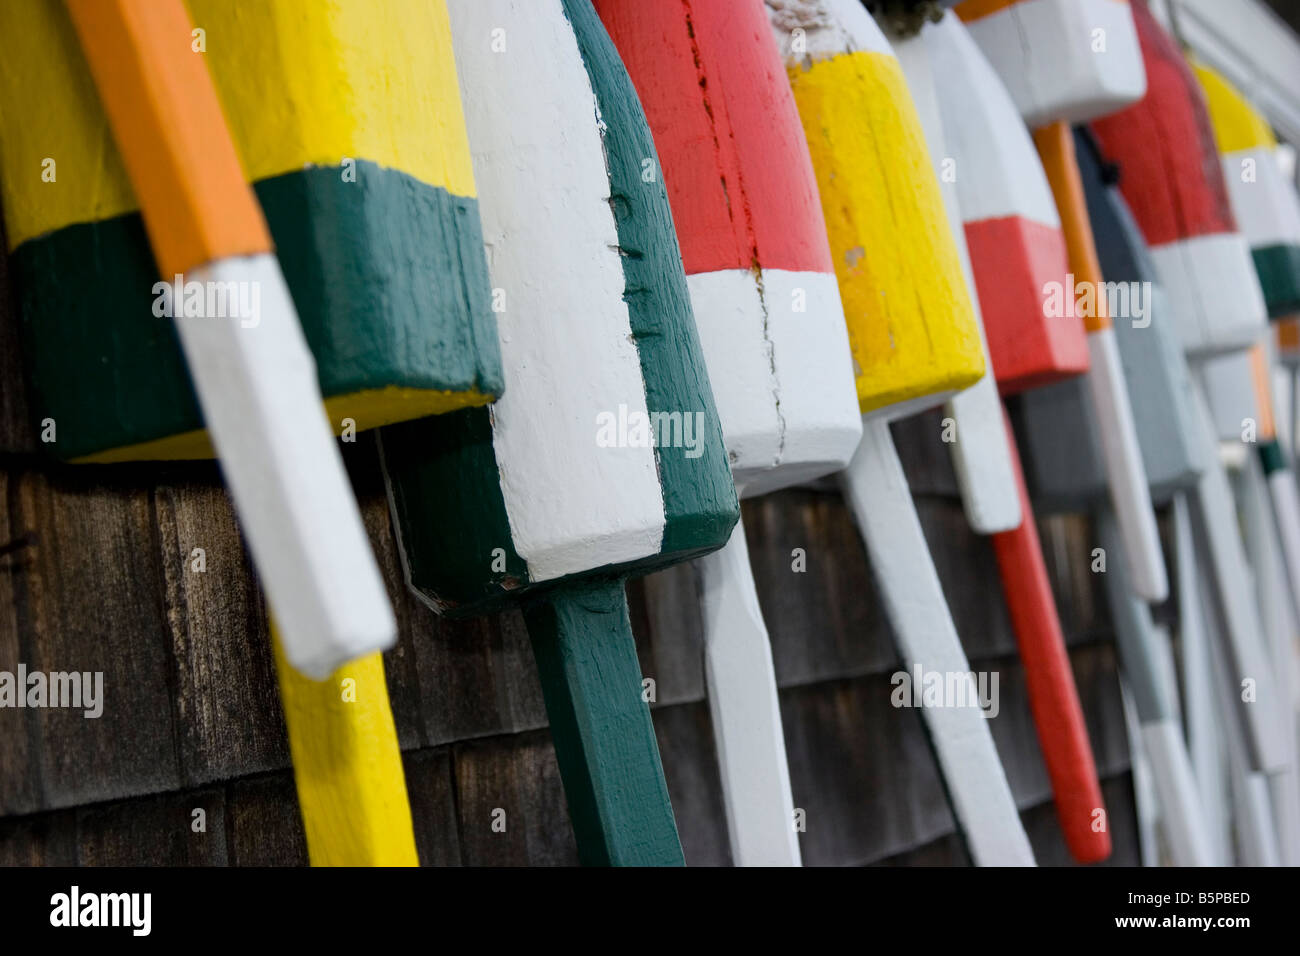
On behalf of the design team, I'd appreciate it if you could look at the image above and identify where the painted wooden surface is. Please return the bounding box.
[1238,452,1300,865]
[958,0,1163,603]
[955,0,1146,127]
[386,0,736,614]
[594,0,860,498]
[768,0,986,419]
[1096,510,1213,866]
[769,0,1032,865]
[1186,376,1290,774]
[598,0,860,865]
[381,0,745,864]
[1014,133,1204,509]
[0,0,501,462]
[57,0,398,684]
[1090,0,1267,357]
[272,634,417,866]
[1192,60,1300,318]
[916,11,1105,864]
[928,10,1085,395]
[55,0,420,866]
[891,19,1021,536]
[1035,122,1167,603]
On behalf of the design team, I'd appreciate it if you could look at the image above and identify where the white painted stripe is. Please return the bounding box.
[1243,453,1300,866]
[1087,328,1168,601]
[175,254,395,678]
[840,419,1035,866]
[1266,469,1300,652]
[764,0,894,63]
[928,12,1061,227]
[895,18,1021,534]
[1149,233,1268,356]
[449,0,665,581]
[1222,146,1300,249]
[687,269,861,498]
[698,519,801,866]
[963,0,1146,127]
[750,269,862,494]
[1200,349,1256,443]
[1140,719,1216,866]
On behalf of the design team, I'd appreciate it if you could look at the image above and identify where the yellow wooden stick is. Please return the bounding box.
[273,629,418,866]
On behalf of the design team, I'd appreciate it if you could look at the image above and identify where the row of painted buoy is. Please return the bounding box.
[0,0,1297,867]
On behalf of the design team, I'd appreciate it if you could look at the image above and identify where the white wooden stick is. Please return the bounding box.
[840,419,1034,866]
[1118,680,1159,865]
[179,256,395,677]
[698,517,801,866]
[1173,493,1233,865]
[1098,507,1213,865]
[1241,452,1300,865]
[1199,565,1283,866]
[1088,327,1169,602]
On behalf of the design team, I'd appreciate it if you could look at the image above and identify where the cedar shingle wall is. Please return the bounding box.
[0,238,1139,866]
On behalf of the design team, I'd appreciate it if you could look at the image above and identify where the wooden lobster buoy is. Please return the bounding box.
[768,0,1033,866]
[1192,61,1300,319]
[381,0,740,866]
[1016,128,1205,508]
[595,0,864,866]
[959,0,1167,605]
[0,0,463,864]
[1089,0,1267,356]
[924,11,1107,864]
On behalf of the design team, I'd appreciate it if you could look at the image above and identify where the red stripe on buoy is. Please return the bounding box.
[965,215,1088,394]
[1091,0,1236,247]
[992,408,1112,863]
[595,0,832,276]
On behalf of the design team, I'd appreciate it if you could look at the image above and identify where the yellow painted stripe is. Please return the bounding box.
[788,50,985,414]
[1190,58,1277,155]
[0,0,475,249]
[273,626,419,867]
[71,385,492,463]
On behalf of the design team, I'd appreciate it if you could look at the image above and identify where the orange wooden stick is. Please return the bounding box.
[64,0,270,276]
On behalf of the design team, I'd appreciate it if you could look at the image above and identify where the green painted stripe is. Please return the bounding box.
[1259,439,1287,476]
[564,0,738,555]
[378,405,526,614]
[523,580,685,866]
[1253,243,1300,319]
[13,161,501,460]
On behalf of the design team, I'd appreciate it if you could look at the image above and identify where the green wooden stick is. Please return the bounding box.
[524,581,684,867]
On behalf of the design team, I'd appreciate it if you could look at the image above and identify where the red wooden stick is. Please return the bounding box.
[992,407,1110,862]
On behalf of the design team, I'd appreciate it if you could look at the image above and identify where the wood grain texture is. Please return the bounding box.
[769,0,986,418]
